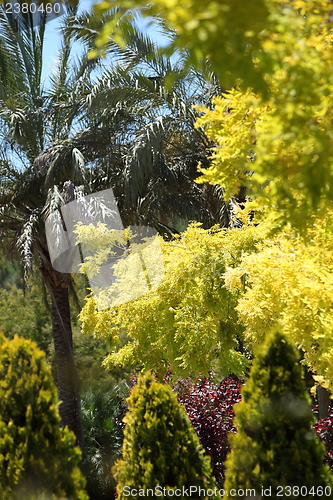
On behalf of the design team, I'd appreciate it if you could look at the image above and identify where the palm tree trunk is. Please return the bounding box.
[41,265,84,448]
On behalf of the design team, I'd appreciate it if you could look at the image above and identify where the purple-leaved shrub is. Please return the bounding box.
[173,374,242,486]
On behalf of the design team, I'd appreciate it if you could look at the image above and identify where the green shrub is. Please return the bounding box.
[0,334,88,500]
[113,372,217,499]
[80,382,127,500]
[0,284,52,354]
[224,329,333,499]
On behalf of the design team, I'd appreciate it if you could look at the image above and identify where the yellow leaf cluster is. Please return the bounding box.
[78,221,267,377]
[192,3,333,229]
[78,213,333,392]
[195,89,263,199]
[225,216,333,392]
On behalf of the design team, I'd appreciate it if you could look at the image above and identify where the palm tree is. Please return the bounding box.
[70,12,231,233]
[0,4,231,446]
[0,5,97,446]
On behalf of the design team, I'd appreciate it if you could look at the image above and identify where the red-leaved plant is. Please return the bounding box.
[173,374,243,486]
[313,406,333,472]
[128,371,333,484]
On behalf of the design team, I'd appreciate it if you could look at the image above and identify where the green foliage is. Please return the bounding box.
[91,0,271,93]
[81,382,127,500]
[224,330,333,498]
[113,371,217,499]
[0,334,88,500]
[0,253,22,289]
[78,222,267,377]
[0,284,51,354]
[0,252,51,354]
[74,328,119,393]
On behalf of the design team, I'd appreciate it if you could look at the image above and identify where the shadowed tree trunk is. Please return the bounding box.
[317,385,331,420]
[41,263,84,448]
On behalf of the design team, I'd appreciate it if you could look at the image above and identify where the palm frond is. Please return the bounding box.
[33,144,86,193]
[16,208,41,279]
[41,185,64,220]
[0,8,46,103]
[0,11,27,99]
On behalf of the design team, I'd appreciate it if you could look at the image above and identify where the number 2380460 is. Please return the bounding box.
[2,2,62,15]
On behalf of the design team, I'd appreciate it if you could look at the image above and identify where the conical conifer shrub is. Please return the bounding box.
[224,329,333,499]
[0,334,88,500]
[113,371,217,499]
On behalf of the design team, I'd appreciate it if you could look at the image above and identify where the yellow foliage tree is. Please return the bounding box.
[192,2,333,229]
[224,215,333,393]
[82,0,333,397]
[77,221,268,378]
[76,214,333,396]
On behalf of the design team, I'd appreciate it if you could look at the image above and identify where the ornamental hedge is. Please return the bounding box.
[224,329,333,499]
[0,333,88,500]
[113,371,217,499]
